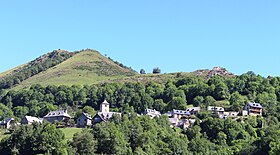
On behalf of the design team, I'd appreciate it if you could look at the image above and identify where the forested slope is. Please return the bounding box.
[0,72,280,154]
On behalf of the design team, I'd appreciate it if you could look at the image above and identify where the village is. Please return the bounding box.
[0,99,263,131]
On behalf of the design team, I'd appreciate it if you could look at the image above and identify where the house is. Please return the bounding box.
[93,100,122,124]
[245,102,262,116]
[0,118,16,129]
[77,113,92,128]
[21,116,43,125]
[171,109,190,119]
[144,109,161,118]
[186,107,201,115]
[164,109,191,129]
[208,106,225,115]
[43,110,71,123]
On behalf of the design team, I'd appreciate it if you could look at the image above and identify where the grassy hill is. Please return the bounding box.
[12,49,137,88]
[1,49,235,89]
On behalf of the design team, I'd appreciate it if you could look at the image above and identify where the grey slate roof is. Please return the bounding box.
[208,106,225,112]
[82,113,92,120]
[23,116,43,123]
[248,102,263,108]
[187,107,201,112]
[102,100,110,105]
[0,118,14,125]
[44,110,71,118]
[172,109,191,115]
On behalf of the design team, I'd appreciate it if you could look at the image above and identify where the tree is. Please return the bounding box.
[71,130,96,155]
[193,96,204,107]
[82,106,96,117]
[167,97,187,111]
[229,92,245,111]
[204,96,216,107]
[140,69,146,74]
[152,67,161,74]
[0,103,14,120]
[0,123,67,155]
[213,82,230,100]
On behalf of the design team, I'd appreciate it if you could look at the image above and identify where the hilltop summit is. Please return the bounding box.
[194,66,235,79]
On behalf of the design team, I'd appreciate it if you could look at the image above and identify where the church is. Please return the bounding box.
[92,100,122,125]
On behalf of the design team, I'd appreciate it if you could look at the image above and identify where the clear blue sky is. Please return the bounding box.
[0,1,279,77]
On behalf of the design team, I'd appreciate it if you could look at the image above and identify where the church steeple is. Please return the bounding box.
[100,99,110,112]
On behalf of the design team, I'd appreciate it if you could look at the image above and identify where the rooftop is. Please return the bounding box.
[44,110,71,118]
[248,102,263,108]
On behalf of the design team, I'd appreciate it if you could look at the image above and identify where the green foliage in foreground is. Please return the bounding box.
[0,123,67,155]
[1,114,280,155]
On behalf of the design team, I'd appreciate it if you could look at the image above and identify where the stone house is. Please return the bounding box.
[245,102,263,116]
[77,113,92,128]
[43,110,71,123]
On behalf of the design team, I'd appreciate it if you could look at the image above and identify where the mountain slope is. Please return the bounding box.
[0,50,74,89]
[15,49,137,87]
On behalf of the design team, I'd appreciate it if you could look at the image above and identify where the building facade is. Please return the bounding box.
[77,113,92,128]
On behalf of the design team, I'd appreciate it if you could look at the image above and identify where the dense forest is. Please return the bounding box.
[0,72,280,154]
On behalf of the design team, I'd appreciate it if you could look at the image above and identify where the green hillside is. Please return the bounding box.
[0,50,74,89]
[14,49,137,88]
[1,49,235,89]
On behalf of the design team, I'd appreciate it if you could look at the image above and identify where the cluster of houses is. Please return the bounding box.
[143,102,263,129]
[0,100,263,130]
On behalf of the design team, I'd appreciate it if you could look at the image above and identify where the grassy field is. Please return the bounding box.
[0,128,85,142]
[60,128,83,141]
